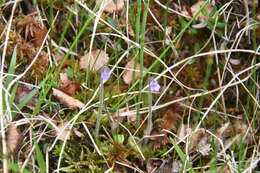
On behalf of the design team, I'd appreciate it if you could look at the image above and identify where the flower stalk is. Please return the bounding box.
[95,66,110,138]
[144,78,160,143]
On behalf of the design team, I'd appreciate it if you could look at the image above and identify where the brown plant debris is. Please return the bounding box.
[58,71,81,96]
[55,122,72,141]
[80,49,109,72]
[96,0,125,13]
[182,0,213,22]
[52,88,85,109]
[7,122,21,155]
[122,59,147,85]
[147,158,182,173]
[14,84,38,109]
[188,128,211,156]
[31,51,49,76]
[160,110,180,132]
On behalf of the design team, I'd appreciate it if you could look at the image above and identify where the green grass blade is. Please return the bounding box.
[8,160,32,173]
[5,45,17,87]
[169,138,195,173]
[35,143,46,173]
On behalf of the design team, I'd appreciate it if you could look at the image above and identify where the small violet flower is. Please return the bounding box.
[149,78,160,92]
[100,66,111,83]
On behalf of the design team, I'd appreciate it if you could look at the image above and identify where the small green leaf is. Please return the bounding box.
[194,42,201,54]
[8,160,32,173]
[216,31,224,38]
[107,17,117,28]
[209,7,218,17]
[190,28,198,35]
[188,58,196,65]
[216,22,226,28]
[67,67,74,78]
[113,134,125,144]
[179,17,188,29]
[201,7,208,16]
[128,136,141,153]
[169,137,195,173]
[0,0,5,4]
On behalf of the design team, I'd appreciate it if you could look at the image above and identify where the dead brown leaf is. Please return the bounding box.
[7,122,21,155]
[52,88,84,109]
[59,72,72,88]
[177,124,192,140]
[60,82,81,96]
[58,71,81,96]
[73,128,84,138]
[96,0,124,13]
[55,122,71,141]
[182,0,213,22]
[122,59,147,85]
[80,49,109,72]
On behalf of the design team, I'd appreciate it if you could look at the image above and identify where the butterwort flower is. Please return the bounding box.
[100,66,111,83]
[149,78,160,92]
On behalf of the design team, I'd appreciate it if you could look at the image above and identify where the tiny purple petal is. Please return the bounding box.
[149,78,160,92]
[100,66,111,83]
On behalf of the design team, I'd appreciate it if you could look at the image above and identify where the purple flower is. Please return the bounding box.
[149,78,160,92]
[100,66,111,83]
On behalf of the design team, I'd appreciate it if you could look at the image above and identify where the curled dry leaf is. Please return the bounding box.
[122,59,147,85]
[60,82,81,96]
[55,122,71,141]
[192,22,208,29]
[73,128,84,138]
[52,88,84,109]
[80,49,109,72]
[177,124,192,142]
[59,72,71,88]
[229,58,241,65]
[96,0,124,13]
[7,122,21,155]
[182,0,213,22]
[59,72,81,96]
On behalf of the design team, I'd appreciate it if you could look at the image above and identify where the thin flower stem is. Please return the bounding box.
[147,87,153,134]
[95,80,104,138]
[143,86,153,144]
